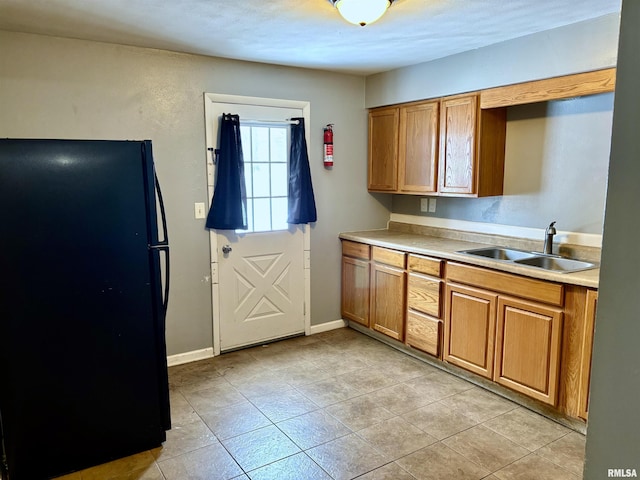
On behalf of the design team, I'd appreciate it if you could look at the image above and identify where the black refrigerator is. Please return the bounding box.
[0,139,171,479]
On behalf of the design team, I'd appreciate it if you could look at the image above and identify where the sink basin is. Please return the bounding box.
[457,247,538,261]
[513,256,597,273]
[458,247,598,274]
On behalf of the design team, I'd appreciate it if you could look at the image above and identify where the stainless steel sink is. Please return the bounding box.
[457,247,538,261]
[457,247,598,274]
[513,255,597,273]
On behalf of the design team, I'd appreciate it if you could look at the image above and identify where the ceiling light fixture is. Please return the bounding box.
[330,0,395,27]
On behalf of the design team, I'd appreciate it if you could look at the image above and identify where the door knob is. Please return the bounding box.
[222,245,232,254]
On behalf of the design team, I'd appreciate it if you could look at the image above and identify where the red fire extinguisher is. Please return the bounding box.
[323,124,334,167]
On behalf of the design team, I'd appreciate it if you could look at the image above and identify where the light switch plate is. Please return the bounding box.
[194,202,206,219]
[428,198,437,213]
[420,198,429,212]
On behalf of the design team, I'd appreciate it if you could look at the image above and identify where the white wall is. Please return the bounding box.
[0,31,390,356]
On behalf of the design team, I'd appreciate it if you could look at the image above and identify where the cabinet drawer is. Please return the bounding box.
[446,262,564,307]
[407,273,442,318]
[406,310,441,357]
[342,240,370,260]
[372,246,406,268]
[408,254,442,277]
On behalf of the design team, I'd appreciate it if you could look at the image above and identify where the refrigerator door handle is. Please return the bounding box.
[152,172,170,315]
[154,173,169,247]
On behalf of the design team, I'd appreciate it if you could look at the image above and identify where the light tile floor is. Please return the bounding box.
[54,327,585,480]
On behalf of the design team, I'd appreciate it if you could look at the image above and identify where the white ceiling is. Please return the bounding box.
[0,0,621,75]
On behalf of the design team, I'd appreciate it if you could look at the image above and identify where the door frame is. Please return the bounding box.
[204,93,312,356]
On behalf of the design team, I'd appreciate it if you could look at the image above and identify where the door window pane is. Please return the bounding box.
[270,163,288,197]
[270,128,288,163]
[251,127,270,163]
[238,124,290,233]
[271,197,288,231]
[252,163,270,197]
[252,198,272,232]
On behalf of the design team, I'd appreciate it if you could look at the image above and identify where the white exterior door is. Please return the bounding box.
[217,227,305,350]
[205,95,311,353]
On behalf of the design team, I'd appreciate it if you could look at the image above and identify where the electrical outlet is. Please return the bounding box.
[194,202,206,219]
[428,198,437,213]
[420,198,429,212]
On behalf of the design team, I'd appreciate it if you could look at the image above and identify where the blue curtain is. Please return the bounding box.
[288,117,317,224]
[206,113,247,230]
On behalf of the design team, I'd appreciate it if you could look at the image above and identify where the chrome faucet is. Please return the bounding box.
[543,221,557,255]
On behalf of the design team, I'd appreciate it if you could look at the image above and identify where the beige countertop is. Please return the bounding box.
[339,229,600,289]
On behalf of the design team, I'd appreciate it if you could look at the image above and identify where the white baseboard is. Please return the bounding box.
[167,347,214,367]
[309,319,347,335]
[168,321,347,366]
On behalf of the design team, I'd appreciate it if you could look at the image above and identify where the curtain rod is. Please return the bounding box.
[239,118,300,126]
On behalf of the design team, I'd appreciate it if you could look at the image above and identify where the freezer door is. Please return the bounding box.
[0,139,170,479]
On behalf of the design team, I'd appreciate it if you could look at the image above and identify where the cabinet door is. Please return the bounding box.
[370,263,406,341]
[341,256,370,327]
[398,101,439,193]
[444,283,497,379]
[368,107,399,192]
[578,289,598,419]
[438,94,478,194]
[495,297,563,406]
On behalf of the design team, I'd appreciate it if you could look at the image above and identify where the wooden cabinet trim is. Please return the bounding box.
[480,68,616,109]
[446,262,564,307]
[578,289,598,419]
[372,246,406,268]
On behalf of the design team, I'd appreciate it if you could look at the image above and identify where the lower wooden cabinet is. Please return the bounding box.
[494,297,563,405]
[341,255,370,326]
[340,239,596,417]
[444,273,564,406]
[341,241,371,326]
[370,262,406,341]
[444,283,497,379]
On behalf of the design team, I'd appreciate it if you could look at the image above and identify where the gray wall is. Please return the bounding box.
[393,94,613,234]
[365,13,620,108]
[365,14,620,235]
[0,31,390,355]
[584,0,640,475]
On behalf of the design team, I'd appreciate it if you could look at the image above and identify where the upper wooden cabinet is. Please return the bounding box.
[368,94,506,197]
[368,107,399,191]
[398,101,439,194]
[438,94,506,196]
